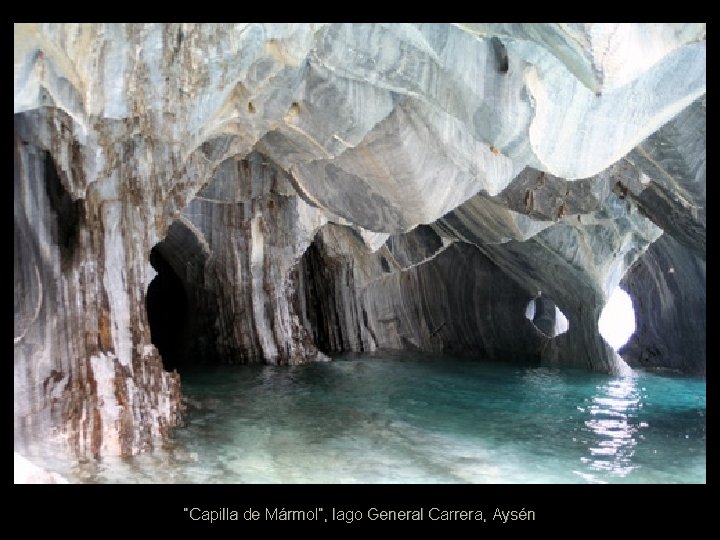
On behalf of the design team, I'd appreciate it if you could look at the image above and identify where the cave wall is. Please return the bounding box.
[297,224,551,361]
[620,234,706,375]
[616,97,706,375]
[162,152,329,366]
[14,112,182,459]
[624,99,706,255]
[432,164,663,373]
[361,242,549,359]
[296,235,372,354]
[14,24,705,460]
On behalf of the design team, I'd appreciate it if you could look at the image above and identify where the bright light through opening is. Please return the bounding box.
[598,287,636,351]
[524,294,570,338]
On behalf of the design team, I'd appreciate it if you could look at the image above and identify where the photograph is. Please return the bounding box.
[14,23,705,502]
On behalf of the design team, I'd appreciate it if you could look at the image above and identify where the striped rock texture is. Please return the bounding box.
[14,24,705,460]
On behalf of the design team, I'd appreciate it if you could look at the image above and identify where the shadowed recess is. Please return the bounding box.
[146,245,188,372]
[43,151,83,269]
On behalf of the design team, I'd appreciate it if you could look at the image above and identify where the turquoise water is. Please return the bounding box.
[63,353,705,483]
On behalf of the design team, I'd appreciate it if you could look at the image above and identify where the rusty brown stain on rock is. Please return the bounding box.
[86,357,101,460]
[98,290,113,352]
[613,180,629,200]
[43,369,65,394]
[60,355,102,460]
[113,359,134,456]
[91,408,102,459]
[124,176,144,207]
[557,203,566,220]
[524,189,534,213]
[113,360,129,408]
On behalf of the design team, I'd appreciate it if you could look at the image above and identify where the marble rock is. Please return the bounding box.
[14,24,705,459]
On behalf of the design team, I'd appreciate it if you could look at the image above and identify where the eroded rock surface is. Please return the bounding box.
[620,234,706,376]
[14,23,705,460]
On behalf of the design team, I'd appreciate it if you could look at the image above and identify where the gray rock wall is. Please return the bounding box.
[14,24,705,460]
[159,152,329,367]
[620,234,706,375]
[14,112,182,459]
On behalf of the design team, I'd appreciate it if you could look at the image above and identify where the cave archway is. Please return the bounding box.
[524,292,569,338]
[296,238,341,355]
[146,219,212,372]
[146,245,189,372]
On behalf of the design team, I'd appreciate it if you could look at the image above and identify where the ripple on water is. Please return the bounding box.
[23,353,706,483]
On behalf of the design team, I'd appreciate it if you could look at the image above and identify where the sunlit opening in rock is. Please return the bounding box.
[525,293,569,338]
[599,286,636,350]
[554,306,569,336]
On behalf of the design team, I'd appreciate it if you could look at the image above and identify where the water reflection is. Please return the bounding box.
[20,357,704,484]
[575,375,645,482]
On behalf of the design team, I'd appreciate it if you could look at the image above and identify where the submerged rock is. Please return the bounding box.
[14,23,705,459]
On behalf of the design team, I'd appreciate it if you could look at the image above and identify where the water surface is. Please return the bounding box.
[45,353,707,483]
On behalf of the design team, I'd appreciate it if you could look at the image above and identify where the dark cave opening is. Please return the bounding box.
[146,245,189,372]
[145,219,220,371]
[296,228,557,361]
[43,151,83,269]
[295,228,370,356]
[298,240,338,355]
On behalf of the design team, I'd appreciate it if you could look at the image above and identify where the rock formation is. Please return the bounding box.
[620,234,706,376]
[14,23,705,461]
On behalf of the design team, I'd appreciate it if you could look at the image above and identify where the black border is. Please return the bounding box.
[10,20,712,534]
